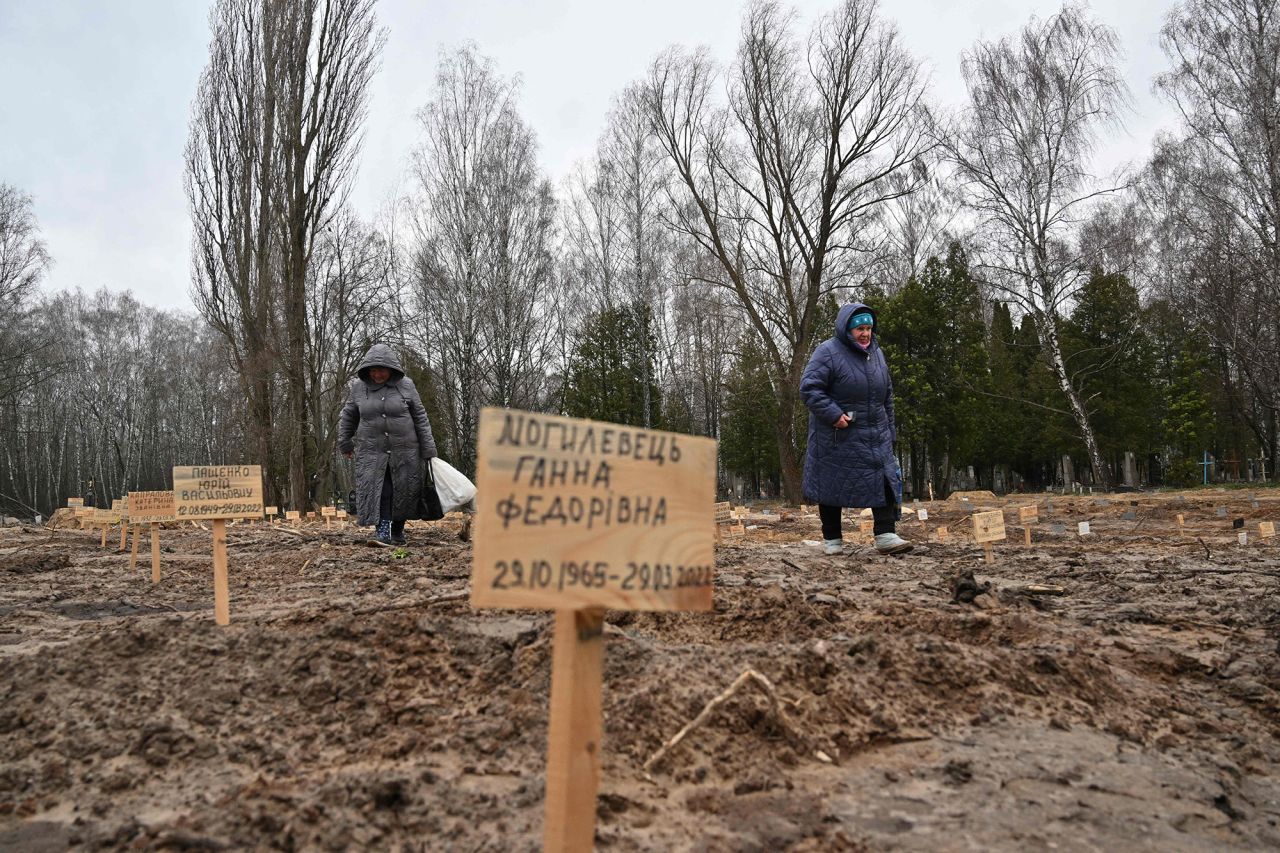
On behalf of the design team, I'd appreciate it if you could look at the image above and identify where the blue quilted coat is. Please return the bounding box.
[800,302,901,509]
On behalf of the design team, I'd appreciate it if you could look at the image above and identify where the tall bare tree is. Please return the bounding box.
[645,0,928,501]
[409,45,558,474]
[1153,0,1280,462]
[0,184,53,398]
[933,3,1130,489]
[186,0,384,509]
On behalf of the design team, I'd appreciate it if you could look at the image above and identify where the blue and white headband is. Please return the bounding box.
[848,312,874,329]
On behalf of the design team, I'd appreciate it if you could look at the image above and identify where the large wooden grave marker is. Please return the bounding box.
[1259,521,1275,540]
[1018,505,1038,546]
[971,510,1006,564]
[129,491,176,583]
[173,466,264,626]
[472,408,716,852]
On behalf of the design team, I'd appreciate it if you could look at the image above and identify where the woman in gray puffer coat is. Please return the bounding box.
[800,302,912,556]
[337,344,437,545]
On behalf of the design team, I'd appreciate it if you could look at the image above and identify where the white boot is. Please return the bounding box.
[874,532,913,555]
[823,538,844,555]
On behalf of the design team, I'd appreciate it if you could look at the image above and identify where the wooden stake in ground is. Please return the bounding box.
[129,525,141,570]
[1177,513,1185,528]
[150,523,161,582]
[544,608,605,852]
[972,510,1006,565]
[470,408,717,853]
[173,466,265,627]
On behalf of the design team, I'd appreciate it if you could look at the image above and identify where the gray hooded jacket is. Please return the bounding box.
[337,344,437,525]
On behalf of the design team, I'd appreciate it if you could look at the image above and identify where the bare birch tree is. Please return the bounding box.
[409,45,558,473]
[933,3,1130,489]
[645,0,928,501]
[0,184,53,398]
[1153,0,1280,462]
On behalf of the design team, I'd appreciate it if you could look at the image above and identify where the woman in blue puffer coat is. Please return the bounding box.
[800,302,912,555]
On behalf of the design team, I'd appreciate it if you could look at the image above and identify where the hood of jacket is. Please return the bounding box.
[356,343,405,384]
[835,302,877,352]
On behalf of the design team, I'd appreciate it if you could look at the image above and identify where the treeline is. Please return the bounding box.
[1,0,1276,517]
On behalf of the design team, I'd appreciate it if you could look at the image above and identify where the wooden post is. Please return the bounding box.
[983,542,994,564]
[100,524,108,548]
[129,526,141,570]
[544,608,605,853]
[212,519,229,626]
[118,523,128,552]
[1023,526,1032,547]
[1176,513,1184,528]
[150,522,161,583]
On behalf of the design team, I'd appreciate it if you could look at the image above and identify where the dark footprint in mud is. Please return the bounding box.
[45,599,186,620]
[3,553,71,575]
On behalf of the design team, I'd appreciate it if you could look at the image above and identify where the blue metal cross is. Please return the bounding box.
[1201,451,1212,485]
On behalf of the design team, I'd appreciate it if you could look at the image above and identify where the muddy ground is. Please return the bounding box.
[1,490,1279,851]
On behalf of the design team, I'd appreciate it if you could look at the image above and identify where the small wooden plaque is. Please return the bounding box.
[714,501,731,524]
[306,511,316,519]
[127,491,176,523]
[1018,505,1038,523]
[67,497,84,508]
[337,510,348,519]
[265,505,278,516]
[172,465,264,520]
[971,510,1006,543]
[917,508,928,522]
[936,526,949,542]
[1259,521,1275,539]
[321,506,337,517]
[286,510,301,520]
[858,518,874,535]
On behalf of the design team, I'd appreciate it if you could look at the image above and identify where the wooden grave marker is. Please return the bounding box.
[971,510,1005,564]
[471,408,716,852]
[935,525,948,543]
[1018,505,1038,546]
[129,491,176,583]
[173,465,264,626]
[265,505,278,526]
[286,510,301,526]
[858,517,875,542]
[714,500,730,543]
[1260,521,1275,540]
[1238,530,1248,546]
[93,508,116,547]
[1176,513,1185,528]
[322,506,336,529]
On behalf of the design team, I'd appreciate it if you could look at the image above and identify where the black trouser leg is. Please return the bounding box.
[390,519,405,536]
[819,504,842,540]
[379,468,393,522]
[872,478,898,536]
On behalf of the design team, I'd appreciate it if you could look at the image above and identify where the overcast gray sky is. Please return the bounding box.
[1,0,1180,313]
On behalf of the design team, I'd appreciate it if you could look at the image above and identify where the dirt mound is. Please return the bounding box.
[947,490,999,503]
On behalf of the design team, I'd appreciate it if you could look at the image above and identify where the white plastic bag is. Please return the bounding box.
[431,458,476,513]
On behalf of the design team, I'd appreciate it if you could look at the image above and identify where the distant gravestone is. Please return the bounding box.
[1216,506,1227,517]
[1078,521,1091,536]
[1094,499,1111,507]
[1122,509,1137,521]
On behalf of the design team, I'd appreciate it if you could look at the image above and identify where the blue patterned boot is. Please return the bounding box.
[371,519,392,546]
